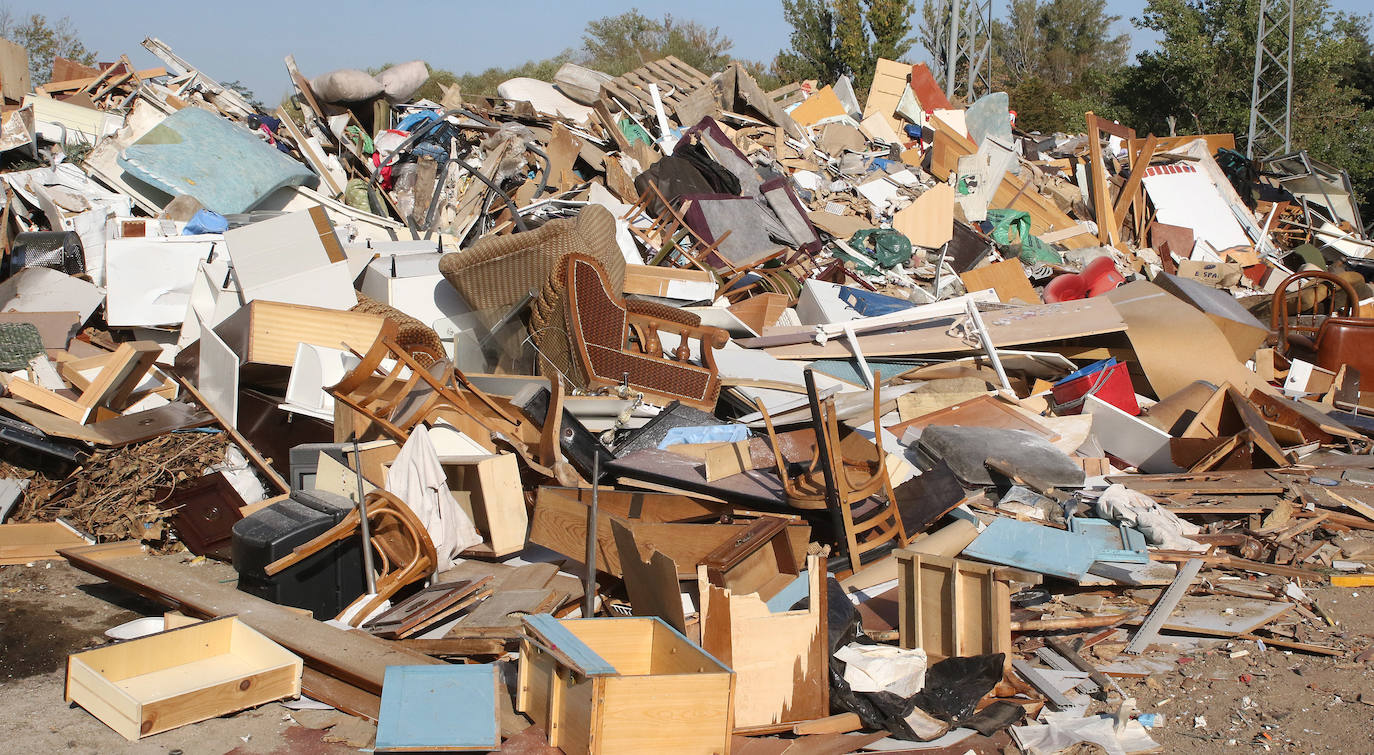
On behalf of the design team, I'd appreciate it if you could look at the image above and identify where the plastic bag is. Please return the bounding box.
[847,228,915,269]
[986,209,1061,265]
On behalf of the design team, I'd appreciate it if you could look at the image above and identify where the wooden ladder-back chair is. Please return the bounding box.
[755,377,908,573]
[264,489,437,627]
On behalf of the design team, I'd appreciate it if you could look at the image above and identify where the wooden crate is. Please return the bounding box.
[517,615,734,754]
[66,616,302,740]
[894,551,1014,664]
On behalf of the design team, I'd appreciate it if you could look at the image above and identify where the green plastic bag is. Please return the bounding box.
[344,179,372,212]
[846,228,915,270]
[985,209,1061,265]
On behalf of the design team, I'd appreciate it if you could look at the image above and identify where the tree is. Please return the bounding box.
[0,9,96,85]
[1117,0,1374,220]
[581,9,733,76]
[776,0,916,90]
[223,80,265,112]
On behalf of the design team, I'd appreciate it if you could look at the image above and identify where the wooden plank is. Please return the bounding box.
[38,67,166,94]
[1113,133,1159,231]
[450,589,564,640]
[956,257,1038,305]
[58,544,441,696]
[1086,113,1118,245]
[611,518,687,633]
[0,522,89,564]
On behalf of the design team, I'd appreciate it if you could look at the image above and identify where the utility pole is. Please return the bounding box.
[941,0,992,102]
[1246,0,1294,159]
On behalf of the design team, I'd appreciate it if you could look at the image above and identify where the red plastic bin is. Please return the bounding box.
[1051,360,1139,416]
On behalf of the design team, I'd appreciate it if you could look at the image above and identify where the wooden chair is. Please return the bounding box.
[755,380,908,573]
[264,490,437,627]
[329,334,531,452]
[540,252,728,410]
[1271,270,1360,359]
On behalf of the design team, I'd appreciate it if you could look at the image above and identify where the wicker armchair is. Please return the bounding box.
[438,205,625,375]
[351,292,446,368]
[535,253,727,410]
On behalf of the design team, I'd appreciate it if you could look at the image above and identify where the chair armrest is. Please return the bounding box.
[625,298,701,327]
[625,311,729,364]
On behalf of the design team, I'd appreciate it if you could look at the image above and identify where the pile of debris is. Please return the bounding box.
[3,35,1374,754]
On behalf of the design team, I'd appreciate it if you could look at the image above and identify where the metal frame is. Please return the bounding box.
[1246,0,1294,159]
[941,0,993,102]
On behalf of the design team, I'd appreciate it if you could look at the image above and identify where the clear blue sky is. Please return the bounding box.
[16,0,1373,104]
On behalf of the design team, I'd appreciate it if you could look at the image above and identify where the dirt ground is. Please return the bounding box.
[0,559,364,754]
[5,558,1374,754]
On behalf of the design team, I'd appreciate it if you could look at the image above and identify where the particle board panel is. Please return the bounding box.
[0,521,89,564]
[893,182,955,249]
[762,297,1125,359]
[959,259,1041,305]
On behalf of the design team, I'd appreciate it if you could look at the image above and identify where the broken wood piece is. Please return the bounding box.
[791,712,862,736]
[701,515,799,601]
[699,554,828,731]
[0,521,89,564]
[611,518,687,634]
[7,340,160,423]
[705,439,763,481]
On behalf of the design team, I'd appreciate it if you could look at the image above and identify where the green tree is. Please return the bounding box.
[1116,0,1374,219]
[0,9,96,85]
[777,0,916,90]
[775,0,842,83]
[988,0,1129,131]
[581,9,733,76]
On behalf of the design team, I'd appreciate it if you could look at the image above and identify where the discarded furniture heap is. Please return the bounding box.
[4,38,1374,754]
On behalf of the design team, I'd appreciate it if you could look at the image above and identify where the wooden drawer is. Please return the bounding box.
[66,616,302,740]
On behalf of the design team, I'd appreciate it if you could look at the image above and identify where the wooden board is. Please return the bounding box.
[611,518,687,634]
[698,555,828,730]
[530,486,808,578]
[763,297,1125,360]
[960,259,1041,305]
[888,394,1057,440]
[895,551,1012,664]
[893,183,955,249]
[440,455,528,558]
[375,665,498,752]
[449,589,564,640]
[0,522,88,564]
[59,544,441,697]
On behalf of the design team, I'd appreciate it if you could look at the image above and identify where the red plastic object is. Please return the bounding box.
[1043,256,1126,303]
[1051,361,1140,416]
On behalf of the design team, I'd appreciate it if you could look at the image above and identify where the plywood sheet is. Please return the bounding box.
[763,297,1125,359]
[894,183,954,249]
[960,259,1041,305]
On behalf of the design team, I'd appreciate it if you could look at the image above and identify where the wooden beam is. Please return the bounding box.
[1113,133,1158,232]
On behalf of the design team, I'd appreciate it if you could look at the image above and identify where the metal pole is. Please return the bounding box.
[583,453,600,617]
[351,434,377,595]
[944,0,961,100]
[966,300,1012,392]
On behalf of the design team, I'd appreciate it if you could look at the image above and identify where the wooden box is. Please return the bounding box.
[894,550,1014,664]
[517,614,735,754]
[66,616,302,740]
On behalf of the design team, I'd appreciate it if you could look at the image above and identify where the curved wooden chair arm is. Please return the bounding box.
[1270,270,1360,329]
